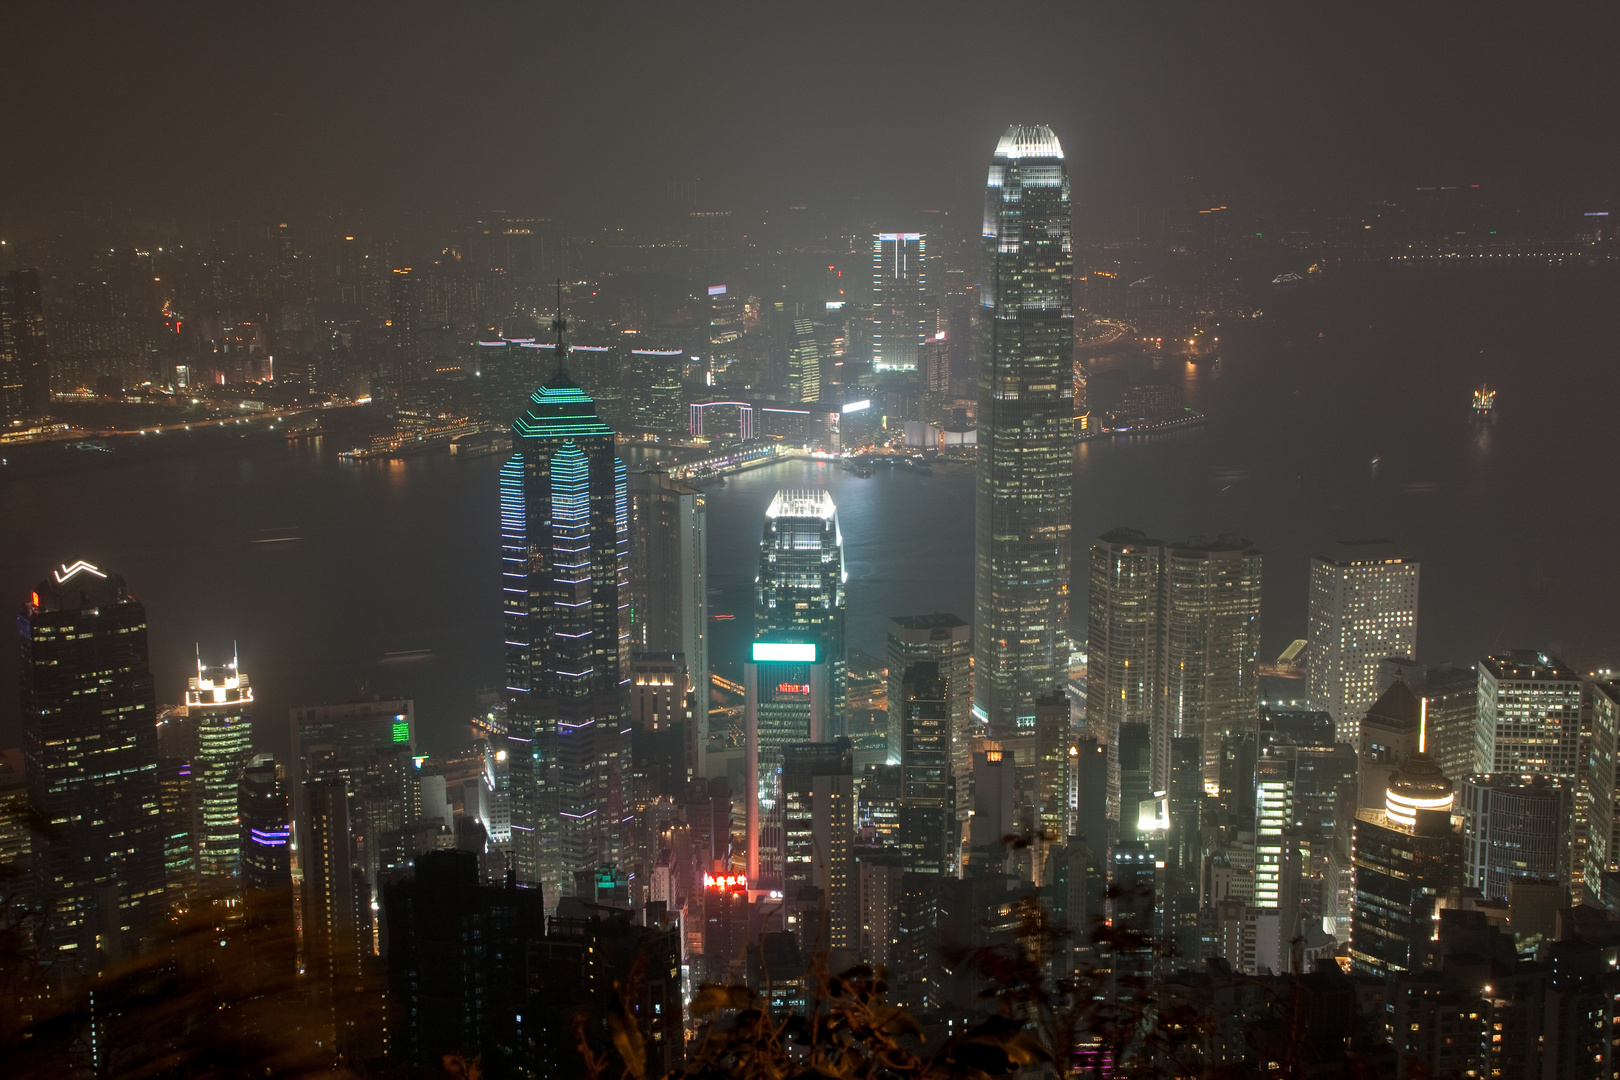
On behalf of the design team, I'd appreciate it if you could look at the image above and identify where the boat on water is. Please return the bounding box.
[1473,386,1496,417]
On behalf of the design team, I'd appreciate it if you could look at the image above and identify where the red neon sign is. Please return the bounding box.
[705,873,747,891]
[776,683,810,695]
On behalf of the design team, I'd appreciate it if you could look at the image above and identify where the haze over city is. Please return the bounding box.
[1,6,1618,1080]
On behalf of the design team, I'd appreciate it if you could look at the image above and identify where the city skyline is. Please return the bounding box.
[4,8,1620,1075]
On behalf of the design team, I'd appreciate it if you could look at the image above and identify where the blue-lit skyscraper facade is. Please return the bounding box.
[974,124,1074,730]
[501,333,629,897]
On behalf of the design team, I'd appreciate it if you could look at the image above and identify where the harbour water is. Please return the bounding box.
[3,262,1619,755]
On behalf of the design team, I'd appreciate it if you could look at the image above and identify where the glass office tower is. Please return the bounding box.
[187,654,254,882]
[974,124,1074,730]
[21,561,165,969]
[871,232,929,373]
[757,489,847,728]
[501,318,629,894]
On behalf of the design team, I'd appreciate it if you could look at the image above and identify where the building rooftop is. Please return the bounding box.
[1482,651,1578,682]
[888,613,968,631]
[994,124,1064,161]
[765,489,837,521]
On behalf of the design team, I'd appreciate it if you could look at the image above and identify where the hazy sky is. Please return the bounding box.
[2,3,1614,228]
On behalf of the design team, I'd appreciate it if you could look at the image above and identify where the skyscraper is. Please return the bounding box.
[627,468,708,752]
[871,232,928,372]
[501,312,630,893]
[1459,774,1571,900]
[1588,680,1620,887]
[1086,528,1165,818]
[188,652,254,882]
[898,662,952,875]
[757,489,847,727]
[0,268,51,426]
[974,124,1074,730]
[781,739,855,953]
[21,561,165,966]
[745,640,829,885]
[1350,749,1459,979]
[885,614,972,791]
[1476,651,1582,778]
[238,754,291,893]
[1307,554,1419,742]
[1161,538,1262,789]
[789,318,821,403]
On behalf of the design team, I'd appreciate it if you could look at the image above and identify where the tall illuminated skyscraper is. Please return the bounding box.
[1161,539,1262,789]
[501,311,630,894]
[21,561,165,967]
[187,652,254,882]
[974,124,1074,730]
[871,232,928,372]
[757,489,847,726]
[1307,554,1419,743]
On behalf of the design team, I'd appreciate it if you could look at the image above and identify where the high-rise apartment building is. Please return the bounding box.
[781,740,855,953]
[757,489,847,726]
[885,614,972,792]
[21,561,165,967]
[1459,774,1571,900]
[974,124,1074,730]
[0,268,51,426]
[1162,539,1262,789]
[187,654,253,882]
[501,320,629,892]
[627,470,708,738]
[1477,652,1582,778]
[897,663,952,875]
[871,232,928,372]
[1307,554,1419,742]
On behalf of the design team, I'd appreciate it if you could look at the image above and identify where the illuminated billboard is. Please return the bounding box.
[752,641,817,663]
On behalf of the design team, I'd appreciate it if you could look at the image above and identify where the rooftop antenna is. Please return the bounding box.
[195,643,202,679]
[1418,696,1427,754]
[551,279,570,379]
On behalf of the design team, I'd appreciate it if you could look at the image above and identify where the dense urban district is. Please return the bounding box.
[2,124,1619,1080]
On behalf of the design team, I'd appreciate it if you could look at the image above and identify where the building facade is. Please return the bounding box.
[871,231,929,373]
[1477,652,1582,778]
[1161,538,1263,789]
[974,124,1074,730]
[885,614,972,800]
[627,469,708,750]
[187,655,254,882]
[1459,774,1571,900]
[1306,555,1420,742]
[897,662,953,875]
[757,489,847,727]
[21,561,166,968]
[501,323,630,893]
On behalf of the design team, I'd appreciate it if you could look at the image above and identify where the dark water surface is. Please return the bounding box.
[4,263,1619,755]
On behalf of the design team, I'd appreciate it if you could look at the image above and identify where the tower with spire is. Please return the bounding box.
[500,290,629,898]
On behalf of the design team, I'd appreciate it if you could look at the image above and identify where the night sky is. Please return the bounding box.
[2,3,1615,230]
